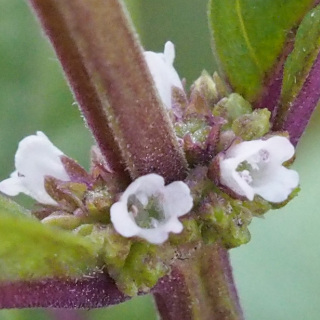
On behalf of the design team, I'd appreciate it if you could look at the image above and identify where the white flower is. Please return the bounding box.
[0,131,69,205]
[144,41,183,109]
[110,173,193,244]
[219,136,299,203]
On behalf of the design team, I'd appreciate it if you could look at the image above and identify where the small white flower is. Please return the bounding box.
[219,136,299,203]
[144,41,183,109]
[110,173,193,244]
[0,131,69,205]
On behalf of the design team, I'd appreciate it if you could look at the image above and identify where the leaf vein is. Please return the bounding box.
[235,0,262,73]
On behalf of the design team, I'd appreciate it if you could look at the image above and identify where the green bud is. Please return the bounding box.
[85,188,112,224]
[199,192,253,248]
[100,225,132,270]
[192,70,219,106]
[175,117,209,142]
[213,93,252,125]
[212,72,230,99]
[41,213,83,230]
[225,93,252,122]
[73,223,95,236]
[117,242,171,296]
[232,108,271,140]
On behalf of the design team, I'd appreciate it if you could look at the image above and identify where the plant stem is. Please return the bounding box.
[29,0,188,182]
[153,243,244,320]
[28,0,126,176]
[0,273,127,308]
[274,52,320,145]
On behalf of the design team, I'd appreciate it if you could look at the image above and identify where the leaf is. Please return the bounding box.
[273,5,320,144]
[209,0,316,102]
[0,199,100,281]
[0,195,31,217]
[281,6,320,105]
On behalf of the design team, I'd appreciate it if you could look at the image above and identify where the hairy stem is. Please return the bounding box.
[28,0,126,176]
[30,0,187,182]
[152,243,243,320]
[0,273,127,309]
[254,39,294,119]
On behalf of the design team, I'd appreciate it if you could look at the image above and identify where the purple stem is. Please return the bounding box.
[28,1,127,176]
[274,52,320,145]
[153,243,243,320]
[254,41,294,119]
[0,245,242,320]
[151,268,193,320]
[0,273,127,309]
[29,0,188,183]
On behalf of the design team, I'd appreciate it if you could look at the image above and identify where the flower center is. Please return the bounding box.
[127,194,165,229]
[236,149,270,185]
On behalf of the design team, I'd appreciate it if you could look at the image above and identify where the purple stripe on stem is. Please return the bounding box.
[274,51,320,145]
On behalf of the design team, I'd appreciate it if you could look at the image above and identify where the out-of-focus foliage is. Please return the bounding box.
[0,0,320,319]
[0,195,100,281]
[209,0,315,102]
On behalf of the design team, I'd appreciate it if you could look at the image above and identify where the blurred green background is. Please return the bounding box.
[0,1,320,319]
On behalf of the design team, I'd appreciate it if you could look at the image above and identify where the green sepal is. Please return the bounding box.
[213,93,252,128]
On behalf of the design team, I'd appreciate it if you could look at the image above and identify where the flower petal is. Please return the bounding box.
[121,174,165,202]
[253,166,299,202]
[110,173,192,244]
[110,202,140,237]
[144,41,183,109]
[263,136,295,163]
[220,158,255,200]
[163,181,193,216]
[0,172,30,197]
[0,132,70,204]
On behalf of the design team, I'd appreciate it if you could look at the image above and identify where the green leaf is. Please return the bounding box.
[0,198,100,281]
[209,0,315,102]
[0,194,31,217]
[280,5,320,108]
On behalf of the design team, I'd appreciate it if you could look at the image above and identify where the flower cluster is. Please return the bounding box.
[0,41,301,295]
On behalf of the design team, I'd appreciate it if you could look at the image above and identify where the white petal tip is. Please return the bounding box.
[164,41,175,64]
